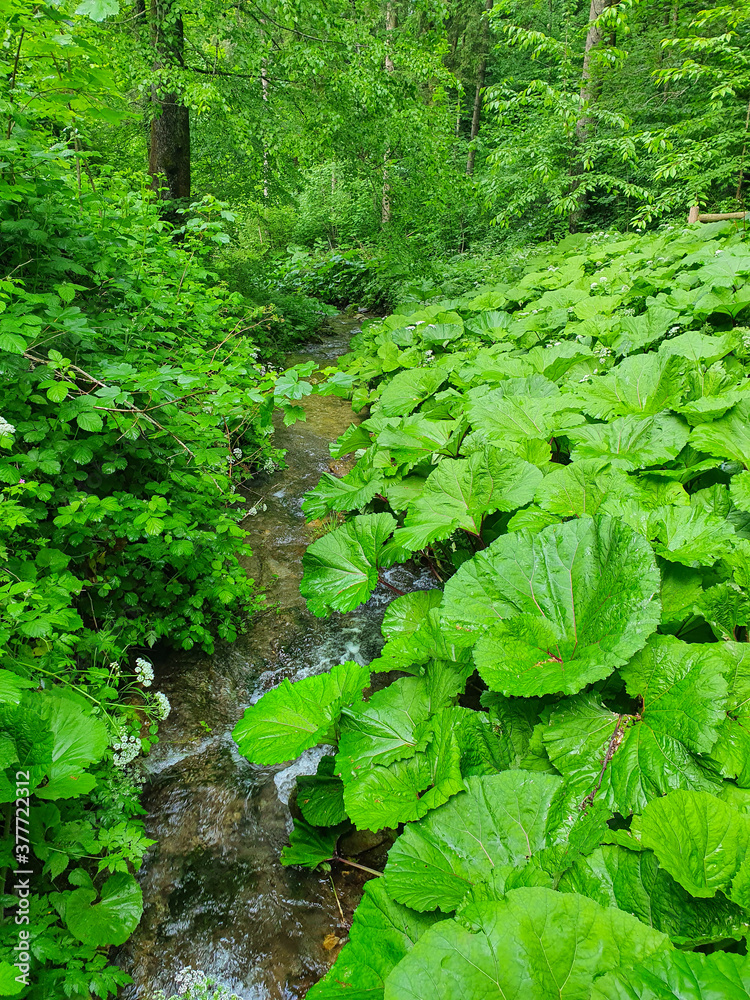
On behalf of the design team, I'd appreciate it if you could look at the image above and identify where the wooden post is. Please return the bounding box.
[687,205,700,223]
[688,208,748,223]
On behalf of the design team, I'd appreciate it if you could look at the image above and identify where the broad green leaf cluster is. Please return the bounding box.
[235,222,750,997]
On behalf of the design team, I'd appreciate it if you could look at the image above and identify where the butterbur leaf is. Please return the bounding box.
[232,660,370,765]
[64,873,142,946]
[281,818,349,868]
[376,416,456,470]
[343,709,463,831]
[302,470,384,520]
[307,879,444,1000]
[384,771,563,912]
[691,399,750,466]
[711,642,750,786]
[442,515,660,697]
[620,634,729,754]
[633,790,750,898]
[377,367,448,417]
[383,888,668,1000]
[591,950,750,1000]
[574,353,687,419]
[534,459,611,516]
[464,391,584,456]
[296,756,347,827]
[336,677,437,782]
[391,447,541,551]
[568,414,690,470]
[543,635,730,814]
[559,845,748,947]
[0,961,25,996]
[300,513,396,616]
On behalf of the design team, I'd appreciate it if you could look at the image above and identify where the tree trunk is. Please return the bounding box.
[148,0,190,200]
[382,2,396,226]
[576,0,619,145]
[466,0,493,176]
[569,0,619,230]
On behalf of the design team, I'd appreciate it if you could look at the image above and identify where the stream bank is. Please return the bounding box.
[119,316,417,999]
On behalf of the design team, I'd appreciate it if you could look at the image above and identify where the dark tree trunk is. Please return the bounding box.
[148,0,190,200]
[466,0,493,176]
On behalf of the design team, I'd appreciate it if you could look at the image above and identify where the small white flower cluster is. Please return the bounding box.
[423,349,434,363]
[109,661,121,677]
[135,657,154,687]
[152,691,171,720]
[262,457,277,473]
[232,447,242,459]
[595,347,612,361]
[111,727,141,769]
[0,416,16,436]
[247,502,268,517]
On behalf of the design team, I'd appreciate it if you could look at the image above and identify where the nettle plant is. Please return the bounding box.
[234,223,750,997]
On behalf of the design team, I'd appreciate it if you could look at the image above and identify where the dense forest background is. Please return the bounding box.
[2,0,750,997]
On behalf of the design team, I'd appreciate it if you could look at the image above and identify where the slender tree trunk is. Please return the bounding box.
[261,60,269,199]
[569,0,619,230]
[382,2,396,226]
[466,0,493,176]
[576,0,618,144]
[148,0,190,200]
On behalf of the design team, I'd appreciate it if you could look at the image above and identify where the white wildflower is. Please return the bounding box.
[135,657,154,687]
[112,731,141,769]
[232,447,242,460]
[152,691,171,720]
[0,416,16,436]
[108,661,120,677]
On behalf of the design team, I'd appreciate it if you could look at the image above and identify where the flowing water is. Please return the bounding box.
[119,316,427,999]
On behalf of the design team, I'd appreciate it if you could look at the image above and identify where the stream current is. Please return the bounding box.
[119,317,427,999]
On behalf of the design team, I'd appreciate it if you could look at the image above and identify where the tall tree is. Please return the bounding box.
[148,0,190,199]
[382,1,397,226]
[466,0,493,176]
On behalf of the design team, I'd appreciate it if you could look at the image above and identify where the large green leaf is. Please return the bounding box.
[383,888,669,1000]
[300,513,396,616]
[441,515,661,697]
[377,367,448,417]
[691,399,750,467]
[64,873,142,947]
[384,771,563,912]
[392,448,541,551]
[280,818,349,868]
[633,790,750,898]
[574,354,687,419]
[568,414,690,470]
[35,692,108,799]
[342,709,464,831]
[591,949,750,1000]
[296,755,347,827]
[465,391,585,456]
[232,660,370,765]
[711,642,750,786]
[543,636,729,813]
[376,416,457,470]
[559,845,748,947]
[336,677,439,781]
[307,879,444,1000]
[302,470,384,520]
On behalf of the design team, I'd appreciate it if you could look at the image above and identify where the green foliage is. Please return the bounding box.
[235,223,750,999]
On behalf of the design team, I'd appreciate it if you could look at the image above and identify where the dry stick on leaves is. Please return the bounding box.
[580,713,626,810]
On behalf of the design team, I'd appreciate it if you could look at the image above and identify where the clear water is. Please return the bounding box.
[118,318,429,999]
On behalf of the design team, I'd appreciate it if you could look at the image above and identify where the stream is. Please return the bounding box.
[119,316,426,999]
